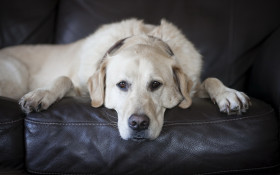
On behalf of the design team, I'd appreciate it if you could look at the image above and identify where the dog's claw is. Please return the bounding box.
[36,102,42,112]
[214,88,251,115]
[211,98,216,104]
[19,89,52,113]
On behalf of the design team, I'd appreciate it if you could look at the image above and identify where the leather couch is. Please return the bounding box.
[1,0,279,174]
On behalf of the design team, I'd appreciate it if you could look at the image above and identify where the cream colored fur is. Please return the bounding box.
[0,19,250,140]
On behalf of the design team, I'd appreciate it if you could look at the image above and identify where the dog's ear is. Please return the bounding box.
[173,66,193,109]
[87,61,107,108]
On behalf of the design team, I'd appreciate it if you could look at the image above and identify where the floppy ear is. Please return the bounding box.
[173,66,193,109]
[87,62,107,108]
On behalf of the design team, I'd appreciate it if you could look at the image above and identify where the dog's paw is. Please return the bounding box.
[212,88,251,115]
[19,89,54,113]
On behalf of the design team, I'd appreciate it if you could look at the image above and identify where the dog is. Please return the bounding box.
[0,19,251,141]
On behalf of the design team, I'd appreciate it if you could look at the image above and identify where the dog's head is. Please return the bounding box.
[88,35,193,141]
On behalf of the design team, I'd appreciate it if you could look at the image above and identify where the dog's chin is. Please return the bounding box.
[122,134,159,142]
[120,130,148,142]
[130,137,148,142]
[130,130,149,142]
[119,129,154,142]
[124,131,160,142]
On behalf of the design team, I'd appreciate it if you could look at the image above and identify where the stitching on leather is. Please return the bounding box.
[27,169,96,175]
[0,171,26,174]
[25,119,116,126]
[196,163,280,175]
[26,163,279,175]
[0,118,23,125]
[163,109,274,127]
[103,109,117,119]
[24,109,274,127]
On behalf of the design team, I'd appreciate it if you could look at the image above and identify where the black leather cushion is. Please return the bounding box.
[0,97,25,173]
[25,97,279,174]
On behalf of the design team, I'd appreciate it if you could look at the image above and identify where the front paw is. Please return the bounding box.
[212,88,251,115]
[19,89,54,113]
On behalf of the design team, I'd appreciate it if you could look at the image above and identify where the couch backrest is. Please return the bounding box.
[1,0,279,93]
[0,0,57,47]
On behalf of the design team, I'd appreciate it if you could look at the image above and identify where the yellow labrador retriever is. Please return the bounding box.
[0,19,250,141]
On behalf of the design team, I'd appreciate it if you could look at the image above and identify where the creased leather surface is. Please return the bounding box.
[25,97,279,174]
[0,97,25,173]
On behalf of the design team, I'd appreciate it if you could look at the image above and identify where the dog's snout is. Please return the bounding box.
[128,114,150,131]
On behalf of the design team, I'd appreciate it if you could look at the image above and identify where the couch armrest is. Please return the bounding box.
[0,97,25,173]
[247,26,280,117]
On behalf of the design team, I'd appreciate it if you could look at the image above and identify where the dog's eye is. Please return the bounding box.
[117,81,129,91]
[150,81,162,91]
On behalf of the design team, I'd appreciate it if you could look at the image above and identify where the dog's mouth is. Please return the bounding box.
[131,137,147,142]
[129,130,149,142]
[131,137,148,142]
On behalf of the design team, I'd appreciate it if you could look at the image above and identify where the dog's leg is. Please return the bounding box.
[19,76,74,113]
[196,78,251,115]
[0,56,29,99]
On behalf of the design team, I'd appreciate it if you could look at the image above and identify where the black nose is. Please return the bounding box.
[128,114,150,131]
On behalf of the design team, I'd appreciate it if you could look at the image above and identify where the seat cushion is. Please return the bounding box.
[0,97,25,173]
[24,97,279,174]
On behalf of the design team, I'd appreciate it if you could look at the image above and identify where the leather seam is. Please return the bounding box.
[164,109,274,126]
[0,118,24,125]
[25,119,116,126]
[24,109,274,127]
[196,163,280,175]
[27,169,96,175]
[25,163,280,175]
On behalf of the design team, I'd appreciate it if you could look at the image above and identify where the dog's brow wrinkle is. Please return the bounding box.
[105,37,131,57]
[99,36,132,67]
[165,45,174,56]
[148,35,174,57]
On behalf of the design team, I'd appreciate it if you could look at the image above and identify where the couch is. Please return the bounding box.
[0,0,280,174]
